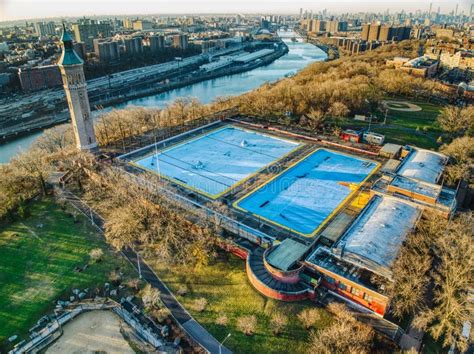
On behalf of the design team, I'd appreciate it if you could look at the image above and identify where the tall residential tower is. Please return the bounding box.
[58,25,97,151]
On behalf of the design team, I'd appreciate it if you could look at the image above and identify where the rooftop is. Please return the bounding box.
[396,147,447,184]
[305,246,387,295]
[390,175,441,200]
[266,238,310,271]
[379,143,402,156]
[333,195,421,279]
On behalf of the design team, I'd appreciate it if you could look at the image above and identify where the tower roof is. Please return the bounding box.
[58,24,83,66]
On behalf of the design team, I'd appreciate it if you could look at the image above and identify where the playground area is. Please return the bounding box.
[133,125,300,199]
[235,149,379,237]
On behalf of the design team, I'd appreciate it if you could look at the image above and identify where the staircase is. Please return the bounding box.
[246,248,312,301]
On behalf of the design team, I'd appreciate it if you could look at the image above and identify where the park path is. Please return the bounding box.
[56,188,232,354]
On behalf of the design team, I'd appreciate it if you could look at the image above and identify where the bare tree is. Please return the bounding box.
[309,302,374,354]
[297,308,321,329]
[413,213,473,352]
[437,106,473,136]
[270,312,288,336]
[237,315,257,336]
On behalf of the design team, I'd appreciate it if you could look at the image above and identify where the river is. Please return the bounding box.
[0,33,326,163]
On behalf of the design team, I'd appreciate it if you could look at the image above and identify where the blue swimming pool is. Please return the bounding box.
[235,149,379,237]
[133,125,301,198]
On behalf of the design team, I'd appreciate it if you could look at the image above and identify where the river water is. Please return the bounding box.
[0,34,326,163]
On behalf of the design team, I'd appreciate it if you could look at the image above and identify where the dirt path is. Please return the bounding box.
[46,311,134,354]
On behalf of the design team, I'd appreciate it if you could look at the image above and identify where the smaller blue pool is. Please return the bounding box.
[235,149,379,237]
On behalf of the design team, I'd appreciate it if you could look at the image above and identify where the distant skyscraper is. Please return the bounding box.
[368,24,381,41]
[124,37,144,56]
[72,18,112,50]
[58,25,97,151]
[34,21,56,37]
[93,38,120,63]
[149,35,165,54]
[361,24,370,41]
[172,34,188,50]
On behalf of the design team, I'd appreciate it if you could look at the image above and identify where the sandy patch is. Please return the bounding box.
[46,310,134,354]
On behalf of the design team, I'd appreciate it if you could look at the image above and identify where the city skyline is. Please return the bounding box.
[1,0,471,22]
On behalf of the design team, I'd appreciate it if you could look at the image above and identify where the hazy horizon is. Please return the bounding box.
[0,0,470,23]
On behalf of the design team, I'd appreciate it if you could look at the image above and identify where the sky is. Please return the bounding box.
[0,0,470,22]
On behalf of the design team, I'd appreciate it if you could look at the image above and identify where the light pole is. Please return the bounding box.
[219,333,231,354]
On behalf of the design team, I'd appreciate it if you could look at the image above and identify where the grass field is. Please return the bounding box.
[0,199,132,348]
[341,100,444,150]
[382,101,442,130]
[149,254,332,354]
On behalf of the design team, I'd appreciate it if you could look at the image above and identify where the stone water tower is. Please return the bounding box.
[58,24,98,151]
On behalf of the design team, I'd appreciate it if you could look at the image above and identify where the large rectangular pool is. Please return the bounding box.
[234,149,379,237]
[133,125,301,198]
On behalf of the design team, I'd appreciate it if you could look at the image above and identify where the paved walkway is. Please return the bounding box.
[122,249,232,354]
[57,188,232,354]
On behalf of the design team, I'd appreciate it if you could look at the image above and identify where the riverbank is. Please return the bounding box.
[0,44,287,143]
[0,35,326,163]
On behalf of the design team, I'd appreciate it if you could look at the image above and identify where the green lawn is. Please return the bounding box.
[0,199,132,348]
[371,127,439,149]
[340,100,444,149]
[382,101,443,131]
[149,254,332,354]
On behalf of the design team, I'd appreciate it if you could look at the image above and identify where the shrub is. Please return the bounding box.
[141,284,161,310]
[89,248,104,263]
[193,298,207,312]
[177,285,188,296]
[237,315,257,336]
[271,312,288,335]
[153,308,171,323]
[216,313,228,326]
[126,278,141,291]
[297,308,321,329]
[108,270,121,285]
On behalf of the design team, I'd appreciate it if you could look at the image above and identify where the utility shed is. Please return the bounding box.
[266,238,309,271]
[334,195,421,279]
[379,143,402,159]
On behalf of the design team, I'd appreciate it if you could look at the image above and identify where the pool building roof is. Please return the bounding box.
[390,175,442,200]
[267,238,310,271]
[332,195,421,279]
[397,147,448,184]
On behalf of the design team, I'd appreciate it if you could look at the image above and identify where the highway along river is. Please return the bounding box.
[0,34,326,163]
